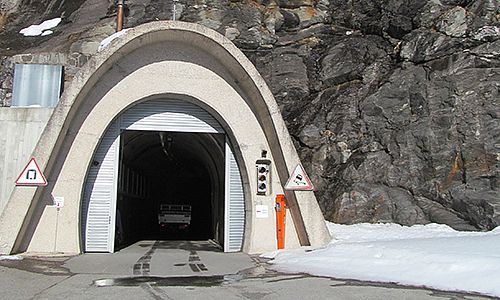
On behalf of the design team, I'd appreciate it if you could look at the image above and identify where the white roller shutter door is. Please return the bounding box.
[83,121,120,252]
[224,141,245,252]
[121,99,224,133]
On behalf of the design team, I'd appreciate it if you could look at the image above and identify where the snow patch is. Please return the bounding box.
[0,255,23,261]
[267,222,500,297]
[20,18,61,37]
[98,29,131,52]
[41,30,54,36]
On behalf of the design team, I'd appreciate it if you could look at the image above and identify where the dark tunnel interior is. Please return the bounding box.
[115,130,225,251]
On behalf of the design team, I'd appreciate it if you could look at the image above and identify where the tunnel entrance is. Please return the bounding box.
[82,99,245,254]
[115,131,226,250]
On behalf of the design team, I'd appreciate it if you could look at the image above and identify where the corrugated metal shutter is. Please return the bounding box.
[121,99,224,133]
[224,142,245,252]
[82,121,120,252]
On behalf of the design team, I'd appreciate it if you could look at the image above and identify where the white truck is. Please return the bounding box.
[158,204,192,230]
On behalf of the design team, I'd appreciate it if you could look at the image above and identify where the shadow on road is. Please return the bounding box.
[136,240,222,252]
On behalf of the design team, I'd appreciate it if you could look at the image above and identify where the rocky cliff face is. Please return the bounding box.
[1,0,498,230]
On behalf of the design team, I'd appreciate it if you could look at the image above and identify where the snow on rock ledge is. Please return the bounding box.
[19,18,61,37]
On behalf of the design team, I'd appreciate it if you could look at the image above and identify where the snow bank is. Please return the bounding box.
[265,222,500,297]
[19,18,61,37]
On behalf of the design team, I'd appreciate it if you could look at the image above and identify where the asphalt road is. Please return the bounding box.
[0,240,495,300]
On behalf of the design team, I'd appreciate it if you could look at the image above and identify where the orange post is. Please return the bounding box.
[275,194,286,249]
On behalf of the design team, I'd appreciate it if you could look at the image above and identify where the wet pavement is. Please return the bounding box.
[0,240,496,300]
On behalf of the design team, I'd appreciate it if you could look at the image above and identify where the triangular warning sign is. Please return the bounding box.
[284,164,314,191]
[15,157,47,186]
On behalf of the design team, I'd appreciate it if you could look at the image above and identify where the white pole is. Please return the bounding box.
[173,0,178,21]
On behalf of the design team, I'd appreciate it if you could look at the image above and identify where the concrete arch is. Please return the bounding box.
[0,21,330,254]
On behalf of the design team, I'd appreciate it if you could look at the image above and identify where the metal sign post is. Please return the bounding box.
[51,195,64,252]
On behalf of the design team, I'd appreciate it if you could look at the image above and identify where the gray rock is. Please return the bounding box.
[435,6,468,37]
[70,40,100,56]
[197,9,223,30]
[417,0,447,29]
[276,0,314,9]
[472,25,500,41]
[224,27,240,40]
[467,0,499,31]
[331,183,429,225]
[289,6,329,29]
[298,124,322,148]
[450,187,500,230]
[264,8,284,34]
[320,36,388,86]
[414,196,477,230]
[251,46,310,119]
[0,56,13,106]
[280,9,300,29]
[0,0,22,13]
[400,29,466,63]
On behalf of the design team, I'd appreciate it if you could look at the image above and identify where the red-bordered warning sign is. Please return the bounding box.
[15,157,47,186]
[284,164,314,191]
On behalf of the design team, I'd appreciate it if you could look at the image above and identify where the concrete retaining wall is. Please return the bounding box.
[0,108,53,213]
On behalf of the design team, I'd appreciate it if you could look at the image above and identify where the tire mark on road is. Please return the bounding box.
[188,250,207,273]
[134,241,160,275]
[140,282,173,300]
[189,263,200,272]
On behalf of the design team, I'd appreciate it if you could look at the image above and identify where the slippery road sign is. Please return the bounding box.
[284,164,314,191]
[15,157,47,186]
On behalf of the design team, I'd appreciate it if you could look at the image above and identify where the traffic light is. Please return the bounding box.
[256,159,271,195]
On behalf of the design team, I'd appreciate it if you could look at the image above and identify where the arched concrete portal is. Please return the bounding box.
[0,21,330,255]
